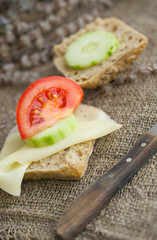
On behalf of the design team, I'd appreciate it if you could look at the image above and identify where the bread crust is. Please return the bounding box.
[53,17,148,88]
[24,140,95,180]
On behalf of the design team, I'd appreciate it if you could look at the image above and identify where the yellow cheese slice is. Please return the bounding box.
[0,162,30,196]
[0,104,122,196]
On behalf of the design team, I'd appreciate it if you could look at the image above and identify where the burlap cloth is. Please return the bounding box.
[0,0,157,239]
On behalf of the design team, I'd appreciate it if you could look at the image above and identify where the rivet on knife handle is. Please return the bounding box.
[56,131,157,240]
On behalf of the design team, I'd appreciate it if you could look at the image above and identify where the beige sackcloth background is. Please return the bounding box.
[0,0,157,239]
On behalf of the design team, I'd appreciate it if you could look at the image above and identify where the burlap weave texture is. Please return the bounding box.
[0,0,157,239]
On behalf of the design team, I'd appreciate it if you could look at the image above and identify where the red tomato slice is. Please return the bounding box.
[16,76,84,140]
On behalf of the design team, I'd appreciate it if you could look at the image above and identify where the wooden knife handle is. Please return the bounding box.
[56,133,157,240]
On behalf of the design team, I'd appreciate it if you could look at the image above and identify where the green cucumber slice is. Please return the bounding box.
[65,31,119,69]
[24,114,77,147]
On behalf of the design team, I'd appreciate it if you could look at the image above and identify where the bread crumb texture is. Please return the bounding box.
[54,17,148,88]
[24,140,95,180]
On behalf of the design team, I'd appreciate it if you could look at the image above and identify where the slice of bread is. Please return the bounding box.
[24,140,95,180]
[54,17,148,88]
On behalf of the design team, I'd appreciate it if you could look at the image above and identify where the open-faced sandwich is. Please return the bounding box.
[54,17,148,88]
[0,76,121,196]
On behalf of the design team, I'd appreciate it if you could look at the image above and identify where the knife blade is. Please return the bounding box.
[56,123,157,240]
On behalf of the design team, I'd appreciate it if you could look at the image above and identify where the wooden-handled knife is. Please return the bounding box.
[56,123,157,240]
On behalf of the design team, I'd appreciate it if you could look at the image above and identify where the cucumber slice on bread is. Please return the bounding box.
[25,114,77,147]
[65,30,119,69]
